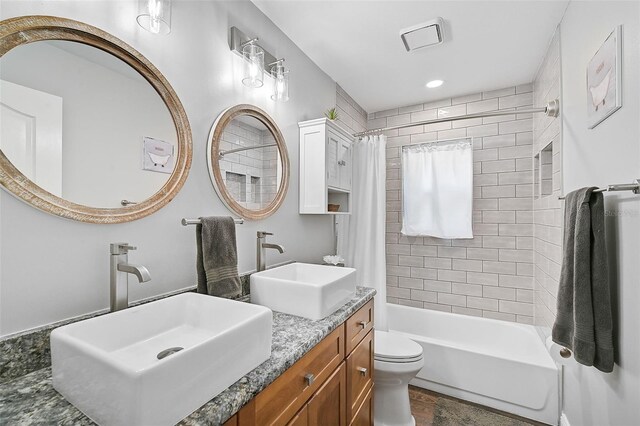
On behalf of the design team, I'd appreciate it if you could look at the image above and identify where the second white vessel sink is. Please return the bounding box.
[51,293,272,426]
[250,262,356,320]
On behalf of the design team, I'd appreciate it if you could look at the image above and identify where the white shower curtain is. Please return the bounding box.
[401,139,473,239]
[344,135,388,331]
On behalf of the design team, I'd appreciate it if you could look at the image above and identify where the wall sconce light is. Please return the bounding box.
[230,26,290,100]
[270,60,289,102]
[137,0,172,35]
[241,39,265,88]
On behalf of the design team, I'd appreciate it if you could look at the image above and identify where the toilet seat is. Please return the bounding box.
[374,330,423,363]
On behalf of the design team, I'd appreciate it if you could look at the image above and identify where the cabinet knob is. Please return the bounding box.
[304,373,315,386]
[357,367,368,376]
[338,160,346,166]
[357,320,369,328]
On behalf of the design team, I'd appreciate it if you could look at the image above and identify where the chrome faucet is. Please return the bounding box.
[110,243,151,312]
[257,231,285,272]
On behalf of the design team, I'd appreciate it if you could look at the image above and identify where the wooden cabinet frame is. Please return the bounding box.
[231,301,375,425]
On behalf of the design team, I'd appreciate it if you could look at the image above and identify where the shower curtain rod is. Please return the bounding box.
[353,99,560,137]
[219,143,278,158]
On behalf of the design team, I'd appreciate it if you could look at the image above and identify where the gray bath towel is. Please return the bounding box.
[552,187,613,372]
[196,216,242,298]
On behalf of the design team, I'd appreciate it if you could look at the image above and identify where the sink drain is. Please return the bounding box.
[157,347,184,360]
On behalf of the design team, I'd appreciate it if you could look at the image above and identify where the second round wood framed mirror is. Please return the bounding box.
[207,105,289,220]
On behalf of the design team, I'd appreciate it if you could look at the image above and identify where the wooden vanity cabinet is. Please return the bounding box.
[306,362,346,426]
[346,330,373,421]
[286,405,308,426]
[345,301,374,354]
[234,300,374,426]
[349,386,373,426]
[223,415,238,426]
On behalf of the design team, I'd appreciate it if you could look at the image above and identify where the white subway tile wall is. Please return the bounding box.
[218,120,279,209]
[533,28,563,329]
[373,85,535,324]
[335,84,367,134]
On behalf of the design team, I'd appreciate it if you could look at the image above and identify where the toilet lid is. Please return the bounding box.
[374,330,423,362]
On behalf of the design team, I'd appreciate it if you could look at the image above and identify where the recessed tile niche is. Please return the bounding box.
[225,171,247,202]
[533,141,554,199]
[540,142,554,197]
[534,153,541,200]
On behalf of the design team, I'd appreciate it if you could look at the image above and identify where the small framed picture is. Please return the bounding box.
[142,136,175,174]
[587,26,622,129]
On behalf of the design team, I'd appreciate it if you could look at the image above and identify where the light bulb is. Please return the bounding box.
[242,43,264,88]
[137,0,171,35]
[271,62,289,102]
[250,61,260,81]
[148,0,161,33]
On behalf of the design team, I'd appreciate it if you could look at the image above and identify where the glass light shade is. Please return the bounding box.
[242,43,264,88]
[270,63,289,102]
[137,0,172,35]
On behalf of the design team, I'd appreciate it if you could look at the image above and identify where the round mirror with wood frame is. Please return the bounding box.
[207,105,290,220]
[0,15,192,223]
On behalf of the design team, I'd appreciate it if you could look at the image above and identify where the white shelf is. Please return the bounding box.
[328,186,350,194]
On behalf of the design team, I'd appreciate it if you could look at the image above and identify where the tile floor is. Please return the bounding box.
[409,386,546,426]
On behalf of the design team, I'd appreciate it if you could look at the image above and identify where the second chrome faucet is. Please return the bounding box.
[110,243,151,312]
[256,231,285,272]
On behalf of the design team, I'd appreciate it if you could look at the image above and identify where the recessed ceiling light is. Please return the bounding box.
[426,80,444,88]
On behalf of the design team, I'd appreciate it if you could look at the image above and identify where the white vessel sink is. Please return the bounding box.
[51,293,272,426]
[251,262,356,320]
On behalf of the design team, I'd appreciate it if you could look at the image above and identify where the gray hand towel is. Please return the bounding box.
[552,187,614,372]
[196,216,242,298]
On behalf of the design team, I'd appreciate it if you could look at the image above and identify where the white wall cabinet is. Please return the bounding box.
[299,118,353,214]
[327,130,352,191]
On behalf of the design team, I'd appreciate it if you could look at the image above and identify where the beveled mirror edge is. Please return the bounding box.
[0,15,192,224]
[207,104,290,221]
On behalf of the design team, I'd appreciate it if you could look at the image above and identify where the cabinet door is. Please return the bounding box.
[349,385,373,426]
[287,405,308,426]
[222,414,238,426]
[308,362,347,426]
[337,140,352,191]
[347,331,373,422]
[327,132,340,189]
[253,325,344,425]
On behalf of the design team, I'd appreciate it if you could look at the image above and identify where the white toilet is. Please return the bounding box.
[373,330,424,426]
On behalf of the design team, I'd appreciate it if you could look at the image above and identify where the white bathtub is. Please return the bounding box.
[387,303,559,425]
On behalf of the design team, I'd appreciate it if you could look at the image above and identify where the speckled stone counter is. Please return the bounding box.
[0,287,375,425]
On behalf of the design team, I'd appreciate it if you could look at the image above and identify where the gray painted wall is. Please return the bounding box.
[0,0,338,336]
[559,1,640,424]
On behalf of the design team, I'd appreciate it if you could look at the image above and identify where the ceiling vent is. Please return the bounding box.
[400,18,445,52]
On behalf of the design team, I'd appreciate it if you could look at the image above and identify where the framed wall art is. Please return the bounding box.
[587,26,622,129]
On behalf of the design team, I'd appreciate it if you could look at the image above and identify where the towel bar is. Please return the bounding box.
[558,179,640,200]
[181,218,244,226]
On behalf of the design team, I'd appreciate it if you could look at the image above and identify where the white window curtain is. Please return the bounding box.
[340,134,388,331]
[401,139,473,239]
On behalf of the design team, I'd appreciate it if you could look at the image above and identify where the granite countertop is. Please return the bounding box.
[0,287,375,425]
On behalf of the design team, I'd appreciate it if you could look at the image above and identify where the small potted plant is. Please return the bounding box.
[325,107,339,121]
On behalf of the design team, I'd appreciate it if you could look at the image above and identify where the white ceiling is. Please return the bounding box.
[252,0,569,113]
